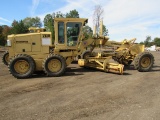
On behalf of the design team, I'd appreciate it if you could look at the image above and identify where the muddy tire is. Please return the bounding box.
[43,55,66,77]
[134,52,154,72]
[8,54,35,79]
[2,51,9,65]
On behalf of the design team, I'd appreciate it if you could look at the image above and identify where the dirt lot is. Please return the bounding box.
[0,51,160,120]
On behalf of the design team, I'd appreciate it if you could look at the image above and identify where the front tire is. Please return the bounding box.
[43,55,66,77]
[8,54,35,79]
[134,52,154,72]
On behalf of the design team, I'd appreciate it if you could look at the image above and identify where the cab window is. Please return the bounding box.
[66,22,82,46]
[58,22,64,44]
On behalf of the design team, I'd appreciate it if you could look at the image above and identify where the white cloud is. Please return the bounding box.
[0,17,12,25]
[35,0,160,42]
[101,0,160,42]
[0,17,12,23]
[30,0,40,16]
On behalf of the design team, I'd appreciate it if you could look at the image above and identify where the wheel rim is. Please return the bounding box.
[48,59,61,72]
[14,60,30,74]
[141,57,151,68]
[5,54,9,64]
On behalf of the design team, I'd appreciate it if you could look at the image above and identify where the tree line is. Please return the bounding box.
[140,36,160,47]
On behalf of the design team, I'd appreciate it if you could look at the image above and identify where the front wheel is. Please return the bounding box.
[43,55,66,77]
[134,52,154,72]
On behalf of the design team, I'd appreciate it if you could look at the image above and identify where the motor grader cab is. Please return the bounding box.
[4,18,89,78]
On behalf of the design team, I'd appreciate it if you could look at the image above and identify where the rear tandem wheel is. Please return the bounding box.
[8,54,35,78]
[2,51,9,65]
[43,55,66,77]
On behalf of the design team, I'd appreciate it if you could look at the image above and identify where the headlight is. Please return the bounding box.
[7,40,11,46]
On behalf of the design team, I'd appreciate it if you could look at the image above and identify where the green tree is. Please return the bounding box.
[43,14,54,42]
[144,36,152,47]
[11,20,18,27]
[10,20,28,34]
[139,41,144,45]
[2,25,11,35]
[103,25,108,36]
[23,17,42,28]
[0,25,11,46]
[0,26,4,45]
[0,34,5,46]
[82,25,93,40]
[53,11,65,18]
[153,37,160,47]
[66,9,79,18]
[0,26,3,34]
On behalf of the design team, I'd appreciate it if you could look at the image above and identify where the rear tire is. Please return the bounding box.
[8,54,35,79]
[43,55,66,77]
[2,51,9,65]
[134,52,154,72]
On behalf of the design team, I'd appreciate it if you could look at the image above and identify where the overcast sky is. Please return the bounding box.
[0,0,160,42]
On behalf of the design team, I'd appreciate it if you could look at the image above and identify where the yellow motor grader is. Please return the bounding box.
[2,18,154,78]
[2,18,124,78]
